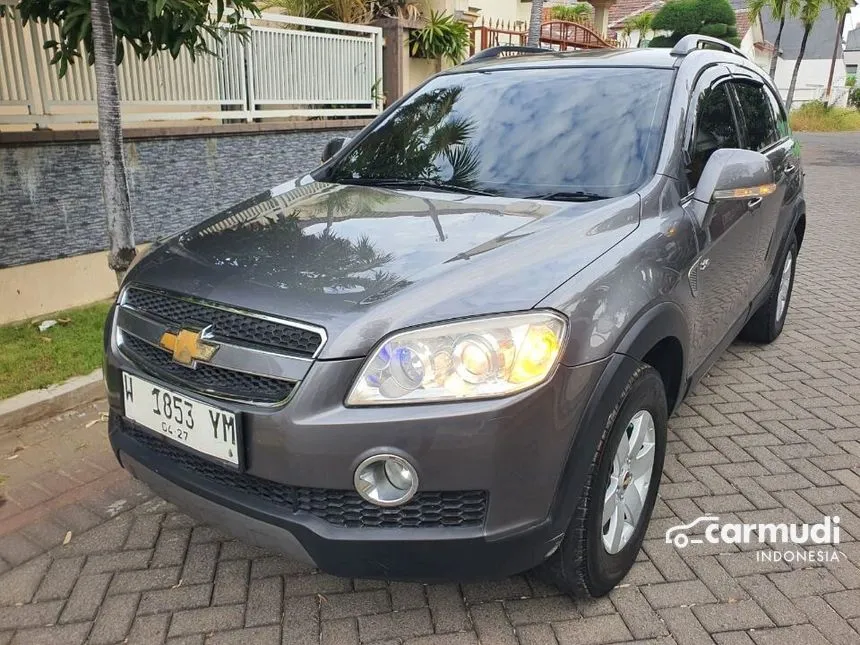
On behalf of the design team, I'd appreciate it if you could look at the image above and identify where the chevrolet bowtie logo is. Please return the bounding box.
[159,328,219,367]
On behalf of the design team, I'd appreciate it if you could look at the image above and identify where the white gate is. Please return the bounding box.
[0,12,383,126]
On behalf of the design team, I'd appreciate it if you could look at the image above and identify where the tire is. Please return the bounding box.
[537,364,667,597]
[739,233,798,344]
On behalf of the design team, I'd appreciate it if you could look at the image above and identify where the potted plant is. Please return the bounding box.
[409,11,471,70]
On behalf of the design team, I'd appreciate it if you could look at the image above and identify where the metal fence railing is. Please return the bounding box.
[0,12,383,126]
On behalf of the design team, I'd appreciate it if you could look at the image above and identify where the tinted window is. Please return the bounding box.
[733,82,779,151]
[325,67,674,199]
[688,85,740,189]
[762,84,790,141]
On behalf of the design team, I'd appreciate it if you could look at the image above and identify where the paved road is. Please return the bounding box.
[1,133,859,645]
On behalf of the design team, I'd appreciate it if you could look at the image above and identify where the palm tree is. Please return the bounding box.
[825,0,852,100]
[336,86,481,188]
[90,0,135,282]
[622,11,654,47]
[748,0,799,79]
[527,0,545,46]
[551,3,593,22]
[193,209,401,296]
[785,0,828,109]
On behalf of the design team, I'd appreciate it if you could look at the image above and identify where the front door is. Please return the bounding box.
[682,73,763,370]
[727,76,797,298]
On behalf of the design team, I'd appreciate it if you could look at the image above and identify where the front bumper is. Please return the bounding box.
[105,309,609,580]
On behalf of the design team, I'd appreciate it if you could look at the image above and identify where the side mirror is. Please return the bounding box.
[321,137,350,162]
[693,148,775,205]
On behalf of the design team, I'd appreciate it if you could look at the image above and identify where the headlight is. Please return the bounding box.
[346,311,567,405]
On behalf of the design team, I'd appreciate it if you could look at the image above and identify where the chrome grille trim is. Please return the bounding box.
[115,307,312,382]
[119,284,327,359]
[115,284,326,406]
[118,331,297,406]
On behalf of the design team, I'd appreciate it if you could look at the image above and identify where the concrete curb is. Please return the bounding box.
[0,369,105,433]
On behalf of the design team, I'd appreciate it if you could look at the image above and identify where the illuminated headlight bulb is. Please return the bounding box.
[510,326,561,384]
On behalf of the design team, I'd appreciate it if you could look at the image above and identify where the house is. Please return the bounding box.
[606,0,852,107]
[759,7,849,106]
[846,26,860,78]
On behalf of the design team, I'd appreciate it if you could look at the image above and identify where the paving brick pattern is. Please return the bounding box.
[0,133,859,644]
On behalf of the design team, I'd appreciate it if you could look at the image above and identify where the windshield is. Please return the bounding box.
[324,66,674,200]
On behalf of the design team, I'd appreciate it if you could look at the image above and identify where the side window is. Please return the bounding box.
[688,84,740,190]
[762,84,790,141]
[732,82,779,151]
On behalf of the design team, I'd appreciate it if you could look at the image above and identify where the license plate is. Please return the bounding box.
[122,372,239,466]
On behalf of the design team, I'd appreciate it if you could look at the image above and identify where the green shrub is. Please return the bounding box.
[550,4,592,22]
[698,22,727,36]
[649,34,680,47]
[650,0,739,47]
[651,0,700,33]
[849,86,860,110]
[697,0,735,25]
[790,100,860,131]
[846,75,856,88]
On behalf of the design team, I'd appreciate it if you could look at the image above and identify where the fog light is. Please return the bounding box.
[354,454,419,507]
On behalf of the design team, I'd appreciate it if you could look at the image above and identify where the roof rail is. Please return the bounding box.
[670,35,749,60]
[462,45,551,64]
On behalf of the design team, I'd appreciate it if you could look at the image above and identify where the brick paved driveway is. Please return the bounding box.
[1,133,860,645]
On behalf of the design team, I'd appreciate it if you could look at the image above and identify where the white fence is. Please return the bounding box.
[0,12,383,126]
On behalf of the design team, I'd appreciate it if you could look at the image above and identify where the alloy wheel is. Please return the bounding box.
[776,253,793,323]
[602,410,656,554]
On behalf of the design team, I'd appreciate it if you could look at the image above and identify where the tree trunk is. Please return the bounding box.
[90,0,136,284]
[527,0,544,47]
[785,26,810,111]
[825,10,847,102]
[768,15,785,80]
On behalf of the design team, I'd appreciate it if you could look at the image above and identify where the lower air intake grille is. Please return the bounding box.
[118,418,488,529]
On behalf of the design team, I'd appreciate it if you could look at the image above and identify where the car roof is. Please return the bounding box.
[445,46,755,75]
[446,48,678,73]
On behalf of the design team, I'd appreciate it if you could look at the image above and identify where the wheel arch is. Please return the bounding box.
[613,302,689,415]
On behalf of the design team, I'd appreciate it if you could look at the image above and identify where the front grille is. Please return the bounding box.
[124,287,323,357]
[122,334,294,404]
[118,419,488,529]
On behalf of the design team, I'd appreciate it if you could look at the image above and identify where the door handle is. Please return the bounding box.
[748,197,763,210]
[784,163,797,174]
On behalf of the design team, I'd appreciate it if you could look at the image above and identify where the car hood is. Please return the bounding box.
[130,177,640,359]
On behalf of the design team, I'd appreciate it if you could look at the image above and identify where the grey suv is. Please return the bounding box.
[104,35,805,596]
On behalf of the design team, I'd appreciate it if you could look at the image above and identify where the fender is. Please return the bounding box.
[774,205,806,271]
[612,300,689,365]
[546,353,645,536]
[547,304,689,536]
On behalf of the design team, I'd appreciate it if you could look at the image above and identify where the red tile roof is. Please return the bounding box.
[735,9,751,38]
[609,1,757,37]
[608,0,663,29]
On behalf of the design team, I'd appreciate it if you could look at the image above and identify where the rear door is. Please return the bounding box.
[681,67,763,370]
[726,72,798,298]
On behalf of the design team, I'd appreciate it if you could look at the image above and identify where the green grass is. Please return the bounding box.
[790,101,860,132]
[0,301,112,400]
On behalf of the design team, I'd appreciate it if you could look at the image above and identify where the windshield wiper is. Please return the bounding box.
[337,178,497,197]
[528,191,610,202]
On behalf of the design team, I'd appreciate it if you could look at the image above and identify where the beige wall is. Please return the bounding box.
[407,57,440,92]
[427,0,531,25]
[0,246,146,325]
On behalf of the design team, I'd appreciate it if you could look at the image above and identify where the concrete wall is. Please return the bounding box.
[0,125,362,323]
[845,49,859,75]
[774,57,848,107]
